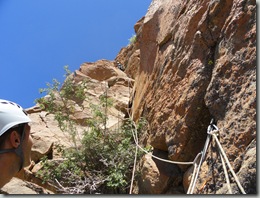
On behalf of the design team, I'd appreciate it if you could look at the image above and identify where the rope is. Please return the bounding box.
[211,132,246,194]
[187,153,201,194]
[129,144,138,194]
[188,134,211,194]
[130,120,197,165]
[129,118,201,195]
[187,120,218,194]
[127,98,246,195]
[219,149,232,194]
[208,123,232,193]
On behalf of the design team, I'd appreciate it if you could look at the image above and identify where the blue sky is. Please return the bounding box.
[0,0,151,108]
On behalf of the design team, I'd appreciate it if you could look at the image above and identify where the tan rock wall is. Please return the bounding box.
[128,0,256,194]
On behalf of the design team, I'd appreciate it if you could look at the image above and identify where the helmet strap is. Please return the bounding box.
[0,125,25,171]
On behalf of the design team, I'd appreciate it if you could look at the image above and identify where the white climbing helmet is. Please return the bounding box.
[0,99,31,136]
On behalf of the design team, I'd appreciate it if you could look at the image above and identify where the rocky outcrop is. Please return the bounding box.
[1,60,134,194]
[0,178,53,194]
[125,0,256,194]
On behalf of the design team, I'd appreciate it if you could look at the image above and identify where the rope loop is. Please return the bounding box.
[129,117,246,194]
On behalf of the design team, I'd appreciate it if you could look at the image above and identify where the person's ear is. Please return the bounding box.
[9,131,21,148]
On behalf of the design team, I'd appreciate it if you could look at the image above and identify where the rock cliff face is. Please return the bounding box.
[1,0,256,194]
[119,0,256,194]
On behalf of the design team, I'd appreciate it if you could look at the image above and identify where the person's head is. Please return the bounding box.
[0,99,33,172]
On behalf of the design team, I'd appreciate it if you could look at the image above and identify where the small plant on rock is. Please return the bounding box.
[128,34,136,45]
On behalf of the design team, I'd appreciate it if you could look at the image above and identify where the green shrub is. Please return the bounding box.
[36,66,146,194]
[128,34,136,45]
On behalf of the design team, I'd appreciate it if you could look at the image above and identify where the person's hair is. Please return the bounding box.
[0,124,25,149]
